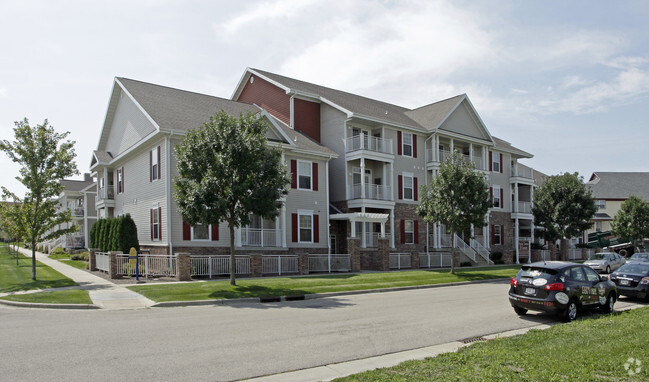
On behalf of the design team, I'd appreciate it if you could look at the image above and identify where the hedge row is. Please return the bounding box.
[90,214,139,253]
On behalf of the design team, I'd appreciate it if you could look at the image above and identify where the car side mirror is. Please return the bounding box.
[600,275,609,282]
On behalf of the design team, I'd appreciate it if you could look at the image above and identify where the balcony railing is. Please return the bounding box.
[71,207,84,217]
[516,201,533,214]
[511,164,534,179]
[240,228,282,247]
[350,184,393,201]
[346,135,393,155]
[97,186,115,201]
[425,149,485,170]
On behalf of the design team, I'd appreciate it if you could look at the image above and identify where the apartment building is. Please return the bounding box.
[231,68,539,263]
[90,77,336,256]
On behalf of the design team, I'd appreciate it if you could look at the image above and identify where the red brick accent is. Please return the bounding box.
[175,253,191,281]
[237,75,290,125]
[293,98,321,142]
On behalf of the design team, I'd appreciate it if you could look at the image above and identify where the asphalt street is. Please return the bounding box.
[0,280,644,382]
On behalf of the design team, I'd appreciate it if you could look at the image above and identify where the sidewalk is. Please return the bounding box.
[11,248,154,310]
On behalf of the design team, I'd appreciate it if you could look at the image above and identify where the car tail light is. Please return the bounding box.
[545,283,564,291]
[510,278,518,286]
[641,277,649,285]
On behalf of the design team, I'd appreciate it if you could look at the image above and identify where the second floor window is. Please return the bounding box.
[403,174,414,200]
[298,160,312,190]
[150,146,160,181]
[492,185,502,208]
[595,200,606,210]
[402,133,413,157]
[492,152,501,173]
[117,167,124,194]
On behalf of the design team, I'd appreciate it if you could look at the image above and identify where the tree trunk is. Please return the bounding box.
[229,223,236,286]
[31,239,36,280]
[560,238,569,261]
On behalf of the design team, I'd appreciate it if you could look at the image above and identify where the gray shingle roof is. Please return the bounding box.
[492,137,533,158]
[60,179,95,192]
[587,172,649,201]
[404,95,465,130]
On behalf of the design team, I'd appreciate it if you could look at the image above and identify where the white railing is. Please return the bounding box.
[72,207,84,217]
[116,254,176,277]
[454,234,476,262]
[439,234,452,248]
[350,183,392,201]
[419,252,451,268]
[389,253,411,269]
[346,135,393,154]
[191,256,250,278]
[511,164,534,179]
[586,248,596,259]
[241,228,282,247]
[262,255,298,275]
[308,254,351,272]
[96,252,109,272]
[97,186,115,201]
[568,248,583,260]
[516,201,533,214]
[540,250,551,261]
[470,238,491,264]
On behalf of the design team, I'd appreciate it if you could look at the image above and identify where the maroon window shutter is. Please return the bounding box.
[489,151,492,171]
[157,146,161,179]
[312,162,318,191]
[499,154,503,173]
[400,220,405,244]
[414,220,419,244]
[122,167,125,193]
[182,221,191,240]
[413,134,417,158]
[397,131,402,155]
[500,225,504,245]
[398,175,403,199]
[490,187,493,204]
[414,177,418,201]
[150,150,153,182]
[291,160,297,189]
[211,224,219,241]
[500,188,504,208]
[292,213,298,242]
[158,207,162,239]
[313,214,319,243]
[150,209,154,240]
[491,224,495,245]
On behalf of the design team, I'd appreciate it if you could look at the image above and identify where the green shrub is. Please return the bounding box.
[89,220,98,249]
[491,251,504,264]
[71,252,89,261]
[51,247,67,256]
[118,214,139,254]
[93,216,139,253]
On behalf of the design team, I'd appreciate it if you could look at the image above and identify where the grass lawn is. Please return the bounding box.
[60,259,88,270]
[0,289,92,304]
[127,266,519,302]
[0,244,78,293]
[333,307,649,382]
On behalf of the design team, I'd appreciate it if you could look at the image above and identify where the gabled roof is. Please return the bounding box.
[587,172,649,201]
[60,179,95,193]
[492,137,533,159]
[404,95,465,130]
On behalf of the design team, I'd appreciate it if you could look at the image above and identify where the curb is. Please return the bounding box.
[151,277,511,308]
[0,299,101,310]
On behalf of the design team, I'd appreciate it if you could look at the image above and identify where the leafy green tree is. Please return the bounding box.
[417,150,491,274]
[0,201,27,264]
[174,111,290,285]
[532,172,596,260]
[611,196,649,247]
[0,119,78,280]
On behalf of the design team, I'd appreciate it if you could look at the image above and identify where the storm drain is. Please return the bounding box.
[460,336,488,344]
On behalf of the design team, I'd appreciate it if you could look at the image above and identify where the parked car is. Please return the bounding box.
[626,252,649,263]
[609,262,649,300]
[509,261,617,322]
[583,252,625,273]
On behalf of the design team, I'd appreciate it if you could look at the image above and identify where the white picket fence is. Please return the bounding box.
[539,250,551,261]
[96,252,109,272]
[262,255,298,275]
[568,248,583,260]
[116,254,176,277]
[190,256,251,278]
[390,253,411,269]
[308,254,351,272]
[419,252,452,268]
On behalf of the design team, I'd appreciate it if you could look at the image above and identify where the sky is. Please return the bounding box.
[1,0,648,197]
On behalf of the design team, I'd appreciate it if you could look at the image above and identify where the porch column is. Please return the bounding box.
[515,217,520,264]
[360,158,366,199]
[281,204,287,248]
[234,227,242,247]
[390,209,395,248]
[469,143,473,164]
[275,216,281,247]
[380,221,386,238]
[350,219,356,237]
[531,221,535,245]
[382,163,387,200]
[390,162,394,201]
[514,183,519,213]
[434,135,439,161]
[450,138,454,154]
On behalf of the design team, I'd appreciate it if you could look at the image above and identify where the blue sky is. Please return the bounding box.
[1,0,648,197]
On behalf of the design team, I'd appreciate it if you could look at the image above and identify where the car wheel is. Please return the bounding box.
[606,265,611,274]
[514,306,528,316]
[601,293,615,313]
[563,299,578,322]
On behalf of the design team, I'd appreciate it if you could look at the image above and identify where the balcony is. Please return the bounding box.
[350,184,392,201]
[510,164,534,182]
[71,206,85,217]
[240,228,282,247]
[97,186,115,201]
[426,150,486,171]
[346,135,393,155]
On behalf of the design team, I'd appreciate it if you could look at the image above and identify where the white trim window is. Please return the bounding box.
[595,200,606,210]
[192,223,210,241]
[403,173,414,201]
[492,153,501,173]
[151,147,159,181]
[404,220,414,244]
[493,225,502,245]
[151,206,160,241]
[402,132,413,157]
[493,185,502,208]
[298,210,313,243]
[298,160,312,190]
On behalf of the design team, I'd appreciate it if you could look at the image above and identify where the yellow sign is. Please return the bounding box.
[129,247,137,268]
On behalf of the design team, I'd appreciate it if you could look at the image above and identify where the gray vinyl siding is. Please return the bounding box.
[104,92,157,157]
[438,103,490,140]
[488,151,512,212]
[320,104,348,202]
[388,128,426,205]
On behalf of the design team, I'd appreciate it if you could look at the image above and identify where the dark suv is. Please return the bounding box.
[509,261,617,322]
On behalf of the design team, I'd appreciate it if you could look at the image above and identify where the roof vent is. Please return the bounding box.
[250,76,254,84]
[385,110,388,115]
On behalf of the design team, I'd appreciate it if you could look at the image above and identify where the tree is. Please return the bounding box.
[611,196,649,248]
[532,172,596,260]
[0,118,78,280]
[417,150,491,274]
[0,201,27,265]
[174,111,290,285]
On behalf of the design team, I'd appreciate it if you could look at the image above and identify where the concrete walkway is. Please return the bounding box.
[10,248,154,310]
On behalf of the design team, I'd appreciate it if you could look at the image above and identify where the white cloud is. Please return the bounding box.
[0,88,6,97]
[220,0,320,35]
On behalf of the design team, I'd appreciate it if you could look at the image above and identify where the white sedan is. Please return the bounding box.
[584,252,625,274]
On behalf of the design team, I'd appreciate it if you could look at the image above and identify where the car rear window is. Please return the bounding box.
[617,263,649,274]
[630,253,649,261]
[518,266,558,280]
